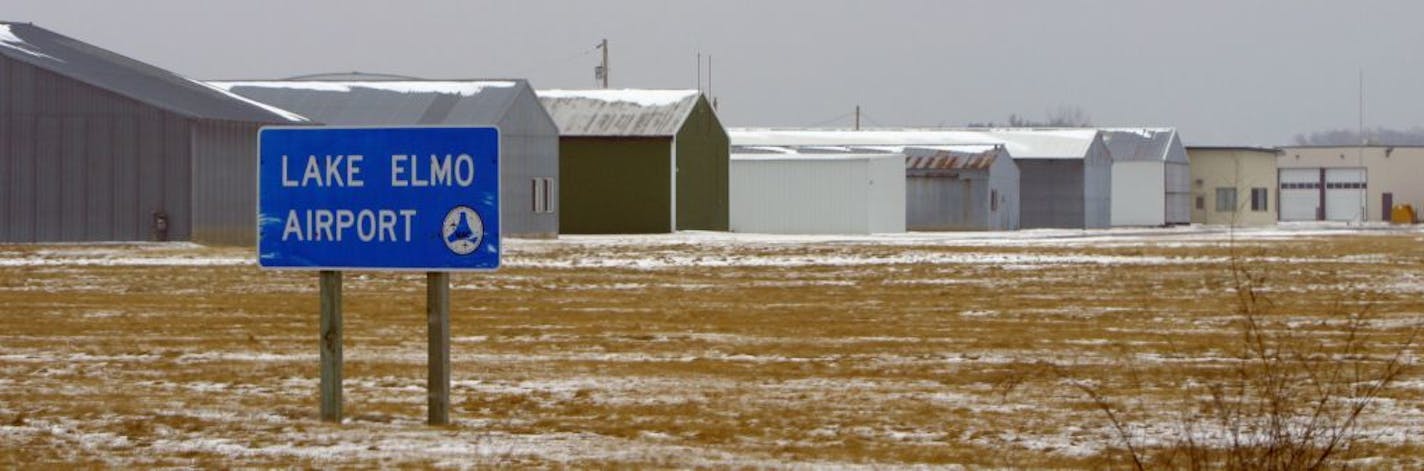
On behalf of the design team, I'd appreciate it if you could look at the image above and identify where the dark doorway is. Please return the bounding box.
[1382,192,1393,220]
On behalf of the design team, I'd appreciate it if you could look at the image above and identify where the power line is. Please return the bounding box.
[806,111,855,128]
[510,45,601,79]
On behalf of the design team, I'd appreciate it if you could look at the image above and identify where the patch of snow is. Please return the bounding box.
[210,80,517,97]
[0,24,63,62]
[184,78,310,122]
[537,89,697,107]
[0,256,250,267]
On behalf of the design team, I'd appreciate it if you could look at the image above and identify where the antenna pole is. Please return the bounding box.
[1359,68,1365,147]
[1359,68,1366,221]
[855,105,861,130]
[697,52,702,92]
[599,38,609,89]
[708,55,713,104]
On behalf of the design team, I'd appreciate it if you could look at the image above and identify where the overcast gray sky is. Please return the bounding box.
[5,0,1422,145]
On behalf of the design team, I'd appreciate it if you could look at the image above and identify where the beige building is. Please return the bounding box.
[1186,147,1280,226]
[1277,146,1424,222]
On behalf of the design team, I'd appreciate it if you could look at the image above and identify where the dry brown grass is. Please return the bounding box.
[1,230,1422,468]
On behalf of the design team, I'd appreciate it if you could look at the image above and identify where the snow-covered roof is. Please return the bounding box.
[1185,146,1282,154]
[732,146,799,155]
[208,80,531,125]
[731,151,903,162]
[730,128,1100,159]
[0,22,307,123]
[537,89,703,136]
[1100,128,1188,164]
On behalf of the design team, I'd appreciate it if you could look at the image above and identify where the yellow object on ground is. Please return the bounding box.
[1391,204,1417,224]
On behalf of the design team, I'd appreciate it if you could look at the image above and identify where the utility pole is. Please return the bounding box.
[596,39,609,89]
[855,105,861,130]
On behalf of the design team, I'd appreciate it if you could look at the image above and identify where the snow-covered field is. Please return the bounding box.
[2,224,1422,468]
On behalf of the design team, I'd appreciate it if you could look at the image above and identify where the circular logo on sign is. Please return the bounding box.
[442,206,484,255]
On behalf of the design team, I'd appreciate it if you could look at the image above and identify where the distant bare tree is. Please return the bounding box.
[971,105,1093,128]
[1294,127,1424,146]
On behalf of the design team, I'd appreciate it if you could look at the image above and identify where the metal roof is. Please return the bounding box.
[1100,128,1189,163]
[0,22,306,123]
[903,146,1001,171]
[730,128,1101,159]
[537,89,701,137]
[730,151,902,162]
[208,80,530,125]
[1185,146,1282,154]
[733,143,1004,170]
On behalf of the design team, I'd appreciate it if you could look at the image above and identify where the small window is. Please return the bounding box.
[1250,188,1268,212]
[1195,195,1205,210]
[990,189,999,211]
[543,178,555,213]
[531,178,556,214]
[1215,188,1237,213]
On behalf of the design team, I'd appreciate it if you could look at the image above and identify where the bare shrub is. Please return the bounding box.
[1063,248,1420,470]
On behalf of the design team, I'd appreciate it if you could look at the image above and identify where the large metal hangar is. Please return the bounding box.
[537,89,728,234]
[1101,128,1191,227]
[210,78,561,239]
[730,128,1111,229]
[0,22,308,244]
[729,148,905,234]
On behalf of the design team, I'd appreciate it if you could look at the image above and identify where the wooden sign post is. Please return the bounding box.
[427,272,451,425]
[319,270,343,422]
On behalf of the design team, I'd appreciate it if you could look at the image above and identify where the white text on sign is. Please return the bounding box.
[277,153,480,243]
[280,154,478,188]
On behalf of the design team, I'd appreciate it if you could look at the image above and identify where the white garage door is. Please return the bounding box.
[1324,168,1366,222]
[1279,168,1320,221]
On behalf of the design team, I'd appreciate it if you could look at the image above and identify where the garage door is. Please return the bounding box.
[1324,168,1366,221]
[1279,168,1320,221]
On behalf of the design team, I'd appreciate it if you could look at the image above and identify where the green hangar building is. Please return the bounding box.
[537,89,728,234]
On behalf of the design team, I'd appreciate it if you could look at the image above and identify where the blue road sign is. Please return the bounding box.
[257,126,500,271]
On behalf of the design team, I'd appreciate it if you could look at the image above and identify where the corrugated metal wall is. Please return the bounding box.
[907,172,988,231]
[559,137,672,233]
[1,55,191,242]
[1165,162,1192,224]
[674,96,730,231]
[906,157,1020,231]
[497,87,561,238]
[190,120,263,245]
[989,155,1021,230]
[1110,161,1166,226]
[1019,159,1085,229]
[731,156,904,234]
[1083,140,1112,229]
[1164,134,1192,224]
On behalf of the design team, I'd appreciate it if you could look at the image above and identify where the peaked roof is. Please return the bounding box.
[208,80,530,125]
[0,22,306,123]
[732,143,1007,170]
[537,89,702,137]
[730,128,1101,159]
[1101,128,1188,163]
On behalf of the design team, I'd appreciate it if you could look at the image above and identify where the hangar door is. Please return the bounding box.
[1279,168,1320,221]
[1324,168,1366,221]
